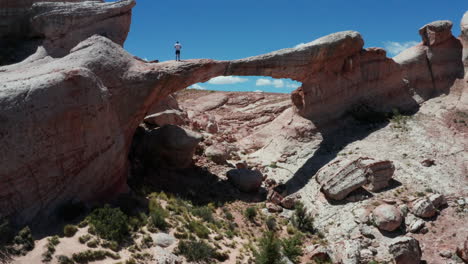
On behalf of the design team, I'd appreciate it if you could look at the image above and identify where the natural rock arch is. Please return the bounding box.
[0,0,467,224]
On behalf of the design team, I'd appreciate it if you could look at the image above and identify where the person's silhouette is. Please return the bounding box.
[174,41,182,61]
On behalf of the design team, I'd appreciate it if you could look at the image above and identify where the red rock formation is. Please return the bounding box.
[0,1,467,224]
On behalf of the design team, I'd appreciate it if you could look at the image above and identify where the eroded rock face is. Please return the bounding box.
[0,0,135,63]
[0,2,467,224]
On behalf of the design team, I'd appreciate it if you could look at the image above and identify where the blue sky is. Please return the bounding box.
[120,0,467,93]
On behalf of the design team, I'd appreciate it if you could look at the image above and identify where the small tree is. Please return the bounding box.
[282,234,303,263]
[254,231,284,264]
[291,202,314,234]
[244,207,257,222]
[88,205,129,243]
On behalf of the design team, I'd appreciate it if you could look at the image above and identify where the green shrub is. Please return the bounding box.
[42,235,61,262]
[88,205,129,243]
[254,231,283,264]
[56,255,74,264]
[266,216,277,231]
[149,205,169,231]
[141,234,153,248]
[13,226,34,252]
[191,206,214,223]
[282,234,303,263]
[291,202,314,233]
[78,234,91,244]
[101,240,119,252]
[72,250,120,263]
[187,220,210,239]
[244,207,257,222]
[63,225,78,237]
[86,239,99,248]
[176,240,216,263]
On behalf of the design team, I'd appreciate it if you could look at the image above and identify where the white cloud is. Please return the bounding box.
[287,83,301,89]
[254,90,264,93]
[383,41,419,56]
[256,78,272,86]
[189,84,205,90]
[256,78,287,88]
[207,76,248,85]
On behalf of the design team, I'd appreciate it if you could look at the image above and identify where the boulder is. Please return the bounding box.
[316,159,368,200]
[206,121,219,134]
[411,198,437,218]
[153,233,175,248]
[144,110,188,127]
[141,125,202,169]
[280,194,300,209]
[389,236,422,264]
[205,145,229,164]
[266,203,283,213]
[372,204,403,232]
[407,219,425,233]
[428,193,447,209]
[226,169,263,192]
[316,158,394,200]
[362,159,395,192]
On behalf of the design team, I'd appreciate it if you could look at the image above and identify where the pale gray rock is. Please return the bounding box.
[153,233,175,248]
[205,145,230,164]
[408,219,425,233]
[372,204,403,232]
[154,246,182,264]
[389,236,422,264]
[226,168,263,192]
[316,158,394,200]
[411,198,437,218]
[330,240,361,264]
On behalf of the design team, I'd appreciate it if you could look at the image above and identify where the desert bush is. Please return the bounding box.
[72,249,120,263]
[266,216,277,231]
[176,240,216,263]
[244,207,257,222]
[101,240,119,252]
[13,226,34,252]
[191,206,214,223]
[88,205,129,243]
[187,220,210,239]
[86,239,99,248]
[282,234,303,263]
[291,202,314,234]
[63,225,78,237]
[149,204,169,231]
[78,234,91,244]
[56,255,74,264]
[141,234,153,248]
[254,231,283,264]
[42,236,60,262]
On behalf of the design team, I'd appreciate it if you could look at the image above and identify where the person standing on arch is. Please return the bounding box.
[174,41,182,61]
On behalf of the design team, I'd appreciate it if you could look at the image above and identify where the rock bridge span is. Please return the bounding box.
[0,0,466,224]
